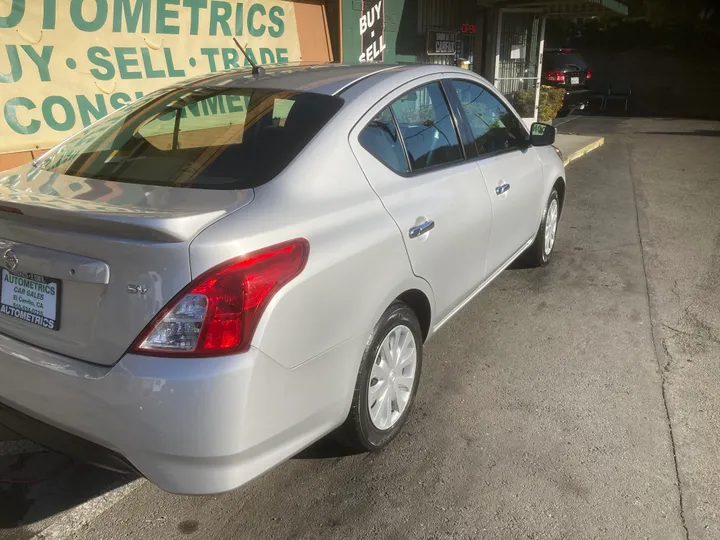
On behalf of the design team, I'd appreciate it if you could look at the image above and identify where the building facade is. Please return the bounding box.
[0,0,626,170]
[339,0,628,123]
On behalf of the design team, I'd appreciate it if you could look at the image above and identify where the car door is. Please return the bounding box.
[448,78,545,275]
[349,78,493,323]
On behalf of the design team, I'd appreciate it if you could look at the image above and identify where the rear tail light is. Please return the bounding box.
[546,70,566,83]
[586,70,593,80]
[130,239,309,357]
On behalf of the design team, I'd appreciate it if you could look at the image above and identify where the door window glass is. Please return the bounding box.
[451,80,527,156]
[390,83,463,171]
[359,107,409,173]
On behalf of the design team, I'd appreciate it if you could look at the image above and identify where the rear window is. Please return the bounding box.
[544,51,588,71]
[35,87,344,189]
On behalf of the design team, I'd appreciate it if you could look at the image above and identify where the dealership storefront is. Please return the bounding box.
[0,0,627,170]
[342,0,628,123]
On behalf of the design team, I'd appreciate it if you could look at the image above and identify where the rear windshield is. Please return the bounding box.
[35,87,344,189]
[544,52,588,71]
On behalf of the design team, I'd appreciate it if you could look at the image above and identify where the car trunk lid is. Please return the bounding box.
[0,165,253,366]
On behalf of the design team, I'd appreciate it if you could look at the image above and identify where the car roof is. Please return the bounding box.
[180,63,466,98]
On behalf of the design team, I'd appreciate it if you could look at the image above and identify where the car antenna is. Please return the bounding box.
[233,38,265,76]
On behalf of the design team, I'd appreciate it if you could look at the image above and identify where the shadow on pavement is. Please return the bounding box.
[0,450,133,529]
[293,436,363,460]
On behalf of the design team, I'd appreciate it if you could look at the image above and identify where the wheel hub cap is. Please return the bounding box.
[367,325,417,431]
[544,199,559,257]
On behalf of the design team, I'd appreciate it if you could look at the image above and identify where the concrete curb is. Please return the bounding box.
[563,137,605,167]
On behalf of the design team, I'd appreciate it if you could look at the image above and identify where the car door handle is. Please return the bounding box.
[409,220,435,239]
[495,183,511,195]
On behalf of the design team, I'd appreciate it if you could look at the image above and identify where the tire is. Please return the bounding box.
[336,301,423,452]
[520,189,561,268]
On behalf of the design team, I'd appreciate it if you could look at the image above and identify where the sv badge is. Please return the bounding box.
[127,284,148,295]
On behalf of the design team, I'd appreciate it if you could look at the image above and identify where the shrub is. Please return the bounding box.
[512,86,566,123]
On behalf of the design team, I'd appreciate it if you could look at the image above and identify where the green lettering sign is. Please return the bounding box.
[234,2,243,35]
[42,0,56,29]
[43,95,76,131]
[21,45,53,82]
[112,0,150,33]
[116,47,142,79]
[184,0,207,36]
[156,0,180,34]
[221,48,240,69]
[200,47,220,72]
[259,48,274,64]
[164,49,186,77]
[88,46,115,80]
[142,48,166,78]
[248,4,266,37]
[0,45,22,83]
[0,0,24,29]
[268,6,284,38]
[4,97,40,135]
[201,95,225,115]
[276,48,289,64]
[77,94,108,127]
[227,95,244,113]
[210,1,232,36]
[70,0,108,32]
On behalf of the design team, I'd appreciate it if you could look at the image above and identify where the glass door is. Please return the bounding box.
[494,10,546,126]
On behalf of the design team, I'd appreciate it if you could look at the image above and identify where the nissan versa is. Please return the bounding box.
[0,64,565,495]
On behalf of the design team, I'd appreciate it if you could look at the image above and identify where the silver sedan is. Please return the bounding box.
[0,63,565,494]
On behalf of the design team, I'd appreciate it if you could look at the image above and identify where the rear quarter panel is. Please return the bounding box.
[189,126,434,370]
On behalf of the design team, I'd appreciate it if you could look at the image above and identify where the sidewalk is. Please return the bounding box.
[555,133,605,167]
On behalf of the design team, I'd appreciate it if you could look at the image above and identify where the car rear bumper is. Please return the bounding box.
[562,89,590,108]
[0,331,363,494]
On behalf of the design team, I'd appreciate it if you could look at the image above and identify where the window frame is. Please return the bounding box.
[355,78,467,178]
[445,77,531,162]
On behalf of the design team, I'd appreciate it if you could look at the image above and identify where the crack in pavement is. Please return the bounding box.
[660,323,720,348]
[628,141,690,540]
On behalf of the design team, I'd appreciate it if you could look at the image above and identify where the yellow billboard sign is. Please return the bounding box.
[0,0,301,154]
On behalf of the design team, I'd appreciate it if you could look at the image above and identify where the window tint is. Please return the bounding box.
[544,52,588,70]
[451,80,527,156]
[390,82,463,171]
[359,107,409,173]
[35,88,343,189]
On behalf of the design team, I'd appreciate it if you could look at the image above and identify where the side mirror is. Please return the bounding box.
[530,122,556,146]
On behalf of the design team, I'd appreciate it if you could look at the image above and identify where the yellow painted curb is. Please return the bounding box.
[563,137,605,166]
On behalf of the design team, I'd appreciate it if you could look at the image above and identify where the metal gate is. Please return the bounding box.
[494,10,546,124]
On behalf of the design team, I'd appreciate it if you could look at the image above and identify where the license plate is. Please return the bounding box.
[0,269,61,331]
[571,76,580,85]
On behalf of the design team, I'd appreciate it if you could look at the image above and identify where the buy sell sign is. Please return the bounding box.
[358,0,384,63]
[0,0,301,154]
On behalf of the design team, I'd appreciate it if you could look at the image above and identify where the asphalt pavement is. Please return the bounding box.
[1,116,719,540]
